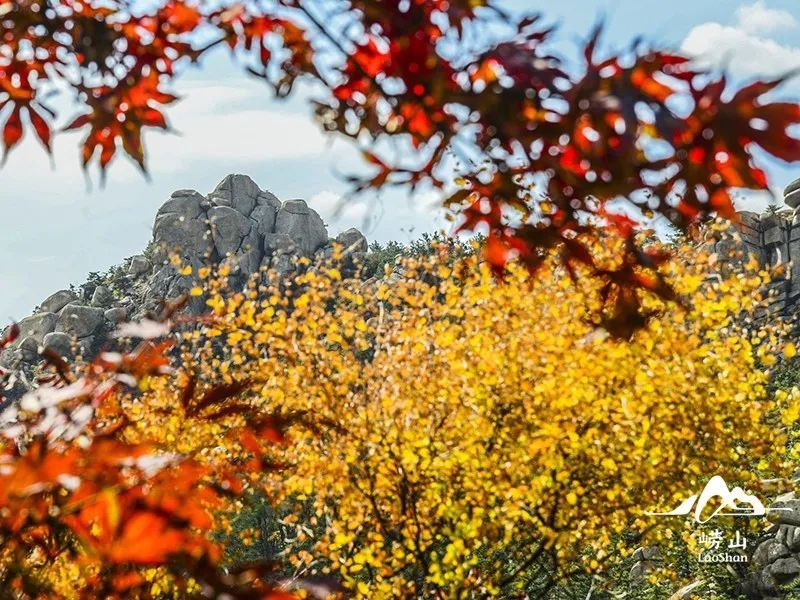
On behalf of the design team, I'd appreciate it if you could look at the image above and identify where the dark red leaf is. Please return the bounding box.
[27,107,51,152]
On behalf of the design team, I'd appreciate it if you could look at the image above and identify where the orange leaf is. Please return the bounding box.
[109,512,183,564]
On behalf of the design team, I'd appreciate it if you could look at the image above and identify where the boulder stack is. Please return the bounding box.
[710,179,800,318]
[0,174,368,390]
[142,174,363,313]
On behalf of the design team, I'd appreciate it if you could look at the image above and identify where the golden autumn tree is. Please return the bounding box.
[2,229,799,598]
[83,233,798,599]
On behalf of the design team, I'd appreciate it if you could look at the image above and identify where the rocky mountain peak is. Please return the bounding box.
[151,173,333,272]
[0,175,368,390]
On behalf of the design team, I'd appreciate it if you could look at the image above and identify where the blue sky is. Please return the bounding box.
[2,0,800,318]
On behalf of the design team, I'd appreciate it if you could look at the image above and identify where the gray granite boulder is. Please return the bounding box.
[785,178,800,208]
[56,305,105,339]
[104,307,128,324]
[670,581,704,599]
[152,190,213,263]
[209,206,251,257]
[209,174,261,215]
[157,189,207,219]
[145,265,176,302]
[0,347,20,370]
[769,498,800,527]
[42,331,72,358]
[15,312,58,345]
[91,285,114,307]
[264,232,296,256]
[142,261,207,314]
[18,336,39,362]
[769,556,800,583]
[75,335,97,358]
[268,254,295,276]
[233,245,262,276]
[753,539,791,570]
[785,525,800,552]
[745,494,800,597]
[275,199,327,256]
[336,227,368,253]
[758,569,778,595]
[129,255,151,277]
[250,192,281,237]
[628,546,662,583]
[40,290,76,314]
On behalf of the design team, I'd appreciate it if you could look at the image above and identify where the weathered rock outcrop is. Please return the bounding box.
[40,290,76,314]
[138,174,353,316]
[16,313,58,345]
[0,174,367,398]
[741,490,800,598]
[717,178,800,320]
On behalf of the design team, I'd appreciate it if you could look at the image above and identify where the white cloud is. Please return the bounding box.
[149,107,329,166]
[166,82,258,114]
[681,22,800,79]
[1,78,335,186]
[681,3,800,80]
[735,1,798,35]
[150,79,333,166]
[732,187,782,213]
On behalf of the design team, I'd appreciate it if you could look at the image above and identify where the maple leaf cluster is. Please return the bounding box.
[0,0,313,173]
[3,0,800,325]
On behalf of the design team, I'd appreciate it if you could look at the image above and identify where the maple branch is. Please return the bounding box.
[290,0,386,92]
[195,36,228,56]
[293,1,355,59]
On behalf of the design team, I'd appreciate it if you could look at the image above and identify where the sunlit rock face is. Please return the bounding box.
[705,179,800,319]
[148,174,331,298]
[0,174,368,398]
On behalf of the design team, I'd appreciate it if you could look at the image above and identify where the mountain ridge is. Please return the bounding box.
[0,173,370,397]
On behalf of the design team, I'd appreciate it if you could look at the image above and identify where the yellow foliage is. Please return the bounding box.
[118,240,796,598]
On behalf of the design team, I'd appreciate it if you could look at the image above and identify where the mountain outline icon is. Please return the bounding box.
[646,475,769,524]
